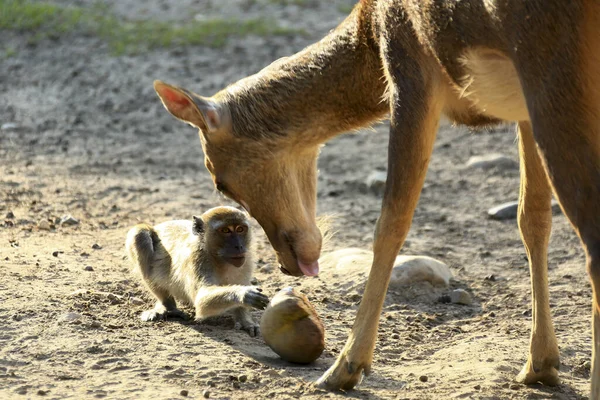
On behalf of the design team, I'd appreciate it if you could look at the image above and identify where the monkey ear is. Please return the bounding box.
[153,80,222,132]
[192,216,204,235]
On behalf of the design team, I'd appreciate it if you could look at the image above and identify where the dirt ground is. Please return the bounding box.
[0,1,595,399]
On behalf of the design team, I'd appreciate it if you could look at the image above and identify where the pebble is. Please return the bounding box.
[419,375,428,382]
[84,266,94,271]
[390,255,452,288]
[6,211,15,219]
[129,297,144,305]
[37,389,49,396]
[60,312,82,322]
[180,389,188,397]
[92,243,102,250]
[238,374,247,383]
[52,251,60,257]
[38,220,51,231]
[449,289,472,305]
[60,215,79,226]
[509,384,521,390]
[1,122,19,131]
[487,201,518,220]
[473,384,481,390]
[466,153,518,170]
[489,200,562,220]
[202,390,210,399]
[366,170,387,195]
[89,321,102,328]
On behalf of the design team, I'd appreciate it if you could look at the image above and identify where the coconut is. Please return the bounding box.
[260,287,325,364]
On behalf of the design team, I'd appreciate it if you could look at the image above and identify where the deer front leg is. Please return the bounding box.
[317,60,443,390]
[514,122,560,386]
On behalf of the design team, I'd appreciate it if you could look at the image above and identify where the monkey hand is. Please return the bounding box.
[241,287,269,310]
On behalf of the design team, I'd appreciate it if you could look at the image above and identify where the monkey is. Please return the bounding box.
[125,206,269,336]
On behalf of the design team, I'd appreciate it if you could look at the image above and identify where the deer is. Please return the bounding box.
[153,0,600,396]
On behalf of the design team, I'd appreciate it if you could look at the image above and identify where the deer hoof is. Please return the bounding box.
[315,353,369,391]
[515,359,560,386]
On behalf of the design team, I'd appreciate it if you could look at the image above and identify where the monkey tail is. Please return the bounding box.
[125,223,158,279]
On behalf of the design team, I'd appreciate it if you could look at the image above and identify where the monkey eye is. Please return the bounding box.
[235,226,247,233]
[220,227,231,234]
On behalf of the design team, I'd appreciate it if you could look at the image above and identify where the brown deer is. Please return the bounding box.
[153,0,600,395]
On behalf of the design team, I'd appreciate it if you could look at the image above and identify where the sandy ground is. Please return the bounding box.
[0,1,594,399]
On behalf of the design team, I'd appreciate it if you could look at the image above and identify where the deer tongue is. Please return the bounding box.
[298,260,319,277]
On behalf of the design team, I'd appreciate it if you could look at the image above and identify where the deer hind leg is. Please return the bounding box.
[316,47,444,390]
[513,3,600,394]
[514,121,560,386]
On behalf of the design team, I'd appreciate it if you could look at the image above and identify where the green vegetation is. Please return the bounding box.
[0,0,302,55]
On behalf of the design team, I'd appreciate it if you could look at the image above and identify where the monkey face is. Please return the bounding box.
[154,81,323,277]
[200,206,251,268]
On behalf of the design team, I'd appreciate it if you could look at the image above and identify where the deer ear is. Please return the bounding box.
[192,215,204,235]
[153,80,221,132]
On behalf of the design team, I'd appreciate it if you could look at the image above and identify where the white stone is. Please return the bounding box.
[319,248,452,288]
[1,122,19,131]
[390,255,452,288]
[60,312,82,322]
[466,153,518,170]
[366,170,387,194]
[38,220,51,231]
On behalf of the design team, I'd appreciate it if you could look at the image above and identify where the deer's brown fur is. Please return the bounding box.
[154,0,600,395]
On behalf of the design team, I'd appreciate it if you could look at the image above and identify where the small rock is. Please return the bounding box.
[129,297,144,305]
[450,289,472,305]
[60,215,79,226]
[551,200,562,214]
[390,255,452,288]
[238,374,247,383]
[12,313,23,321]
[419,375,428,382]
[6,211,15,219]
[259,264,274,273]
[89,321,102,328]
[69,289,89,297]
[232,381,240,389]
[202,390,210,399]
[60,312,82,322]
[366,170,387,194]
[1,122,19,131]
[487,201,518,220]
[466,153,518,170]
[180,389,188,397]
[92,243,102,250]
[84,266,94,272]
[437,295,451,304]
[582,360,592,370]
[509,384,521,390]
[52,251,60,257]
[36,389,49,396]
[484,274,496,281]
[38,220,51,231]
[473,384,481,390]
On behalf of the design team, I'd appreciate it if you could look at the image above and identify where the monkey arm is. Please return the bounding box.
[193,285,269,320]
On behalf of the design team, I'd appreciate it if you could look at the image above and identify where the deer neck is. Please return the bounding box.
[219,9,389,147]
